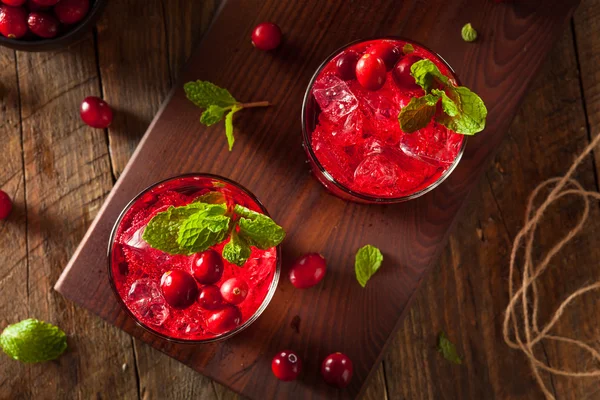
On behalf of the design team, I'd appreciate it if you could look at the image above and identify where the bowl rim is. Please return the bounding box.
[300,36,468,204]
[106,173,282,344]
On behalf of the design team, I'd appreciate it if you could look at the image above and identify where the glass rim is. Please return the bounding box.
[106,173,282,344]
[301,36,467,204]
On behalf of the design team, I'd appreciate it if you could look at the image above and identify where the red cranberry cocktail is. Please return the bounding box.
[108,174,280,342]
[302,38,466,203]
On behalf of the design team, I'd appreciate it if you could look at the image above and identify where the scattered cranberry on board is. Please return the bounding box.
[191,249,224,284]
[355,53,387,91]
[205,305,242,335]
[271,350,302,381]
[251,22,282,51]
[0,190,13,220]
[321,352,353,388]
[220,277,249,305]
[80,96,113,129]
[0,5,28,39]
[289,253,326,289]
[160,270,199,309]
[27,11,58,38]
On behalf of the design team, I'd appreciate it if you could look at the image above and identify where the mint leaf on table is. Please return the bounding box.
[437,331,462,364]
[461,23,478,42]
[222,230,252,266]
[177,203,230,254]
[1,319,67,363]
[355,244,384,287]
[184,80,270,151]
[398,59,487,135]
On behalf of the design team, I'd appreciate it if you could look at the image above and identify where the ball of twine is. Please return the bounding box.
[503,132,600,399]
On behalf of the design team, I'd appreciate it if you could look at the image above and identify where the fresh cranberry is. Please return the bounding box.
[289,253,326,289]
[0,5,28,38]
[271,350,302,381]
[392,55,423,91]
[1,0,25,6]
[191,249,224,284]
[367,42,400,70]
[197,285,224,310]
[321,352,353,388]
[160,270,199,309]
[335,50,360,81]
[31,0,59,5]
[220,277,248,305]
[0,190,12,220]
[355,54,386,91]
[26,0,48,11]
[53,0,88,24]
[251,22,281,51]
[27,11,58,38]
[80,96,113,129]
[206,305,242,334]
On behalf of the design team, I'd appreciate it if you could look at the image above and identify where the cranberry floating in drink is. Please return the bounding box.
[302,38,487,203]
[108,174,284,342]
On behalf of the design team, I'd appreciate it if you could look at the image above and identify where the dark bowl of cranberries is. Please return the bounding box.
[0,0,106,51]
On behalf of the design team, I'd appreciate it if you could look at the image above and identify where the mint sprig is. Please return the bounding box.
[184,81,270,151]
[437,331,462,364]
[142,197,285,266]
[398,59,487,135]
[1,319,67,363]
[355,244,384,287]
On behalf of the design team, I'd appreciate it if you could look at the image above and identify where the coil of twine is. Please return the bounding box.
[503,132,600,399]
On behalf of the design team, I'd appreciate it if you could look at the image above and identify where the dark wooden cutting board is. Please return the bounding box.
[55,0,579,398]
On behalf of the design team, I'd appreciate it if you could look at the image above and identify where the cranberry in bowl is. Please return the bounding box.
[302,37,487,204]
[108,174,283,343]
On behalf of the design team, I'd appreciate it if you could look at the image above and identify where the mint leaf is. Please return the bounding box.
[225,105,242,151]
[437,332,462,364]
[1,319,67,363]
[184,81,237,108]
[434,86,487,135]
[431,89,459,117]
[398,93,441,133]
[195,191,226,205]
[237,215,285,249]
[143,205,203,254]
[222,230,252,266]
[461,23,478,42]
[177,204,230,254]
[402,43,414,54]
[200,105,226,126]
[233,204,262,220]
[355,244,383,287]
[410,59,449,93]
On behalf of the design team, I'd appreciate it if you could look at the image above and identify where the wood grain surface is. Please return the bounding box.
[2,0,600,399]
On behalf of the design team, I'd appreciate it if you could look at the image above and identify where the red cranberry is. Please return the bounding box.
[0,190,12,220]
[206,305,242,334]
[367,42,400,70]
[0,5,28,38]
[191,249,224,284]
[1,0,25,6]
[251,22,281,51]
[53,0,88,24]
[321,352,353,388]
[355,54,386,91]
[289,253,326,289]
[27,11,58,38]
[335,50,360,81]
[80,96,113,129]
[31,0,59,5]
[220,277,248,305]
[160,270,199,309]
[26,0,48,11]
[271,350,302,381]
[197,285,224,310]
[392,55,423,91]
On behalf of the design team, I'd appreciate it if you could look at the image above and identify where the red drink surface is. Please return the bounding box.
[109,176,278,341]
[306,39,464,200]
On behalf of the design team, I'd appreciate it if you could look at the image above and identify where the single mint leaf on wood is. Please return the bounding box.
[222,229,252,266]
[434,86,487,135]
[402,43,414,54]
[398,93,441,133]
[1,319,67,363]
[355,244,383,287]
[200,105,226,126]
[410,59,449,93]
[461,23,478,42]
[184,81,237,108]
[237,214,286,249]
[142,205,203,254]
[225,105,242,151]
[437,332,462,364]
[177,204,230,254]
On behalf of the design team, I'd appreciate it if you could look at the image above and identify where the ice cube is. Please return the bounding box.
[313,74,358,122]
[244,248,277,285]
[140,302,169,326]
[399,122,463,166]
[328,111,363,146]
[127,279,169,326]
[127,278,161,306]
[122,225,148,250]
[353,154,398,195]
[173,316,202,335]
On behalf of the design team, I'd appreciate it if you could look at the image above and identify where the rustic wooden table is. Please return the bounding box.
[1,1,599,399]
